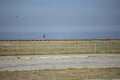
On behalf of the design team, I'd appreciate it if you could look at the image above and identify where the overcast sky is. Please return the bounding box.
[0,0,120,33]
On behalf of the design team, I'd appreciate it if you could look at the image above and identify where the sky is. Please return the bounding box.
[0,0,120,39]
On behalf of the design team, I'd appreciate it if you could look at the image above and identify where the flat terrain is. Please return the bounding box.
[0,40,120,55]
[0,54,120,71]
[0,68,120,80]
[0,40,120,80]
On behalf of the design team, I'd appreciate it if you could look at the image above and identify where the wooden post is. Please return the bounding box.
[17,41,19,53]
[77,41,79,53]
[94,44,97,53]
[33,44,35,54]
[65,41,67,53]
[107,42,110,53]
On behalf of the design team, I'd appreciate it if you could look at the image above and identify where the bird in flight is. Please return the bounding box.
[16,16,18,19]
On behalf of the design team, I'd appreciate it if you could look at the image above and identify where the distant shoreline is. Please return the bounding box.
[0,39,120,41]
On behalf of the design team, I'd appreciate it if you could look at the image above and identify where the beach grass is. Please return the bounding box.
[0,67,120,80]
[0,40,120,55]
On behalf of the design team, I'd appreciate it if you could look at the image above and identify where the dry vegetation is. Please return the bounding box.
[0,40,120,55]
[0,68,120,80]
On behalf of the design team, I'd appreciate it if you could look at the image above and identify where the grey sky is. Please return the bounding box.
[0,0,120,33]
